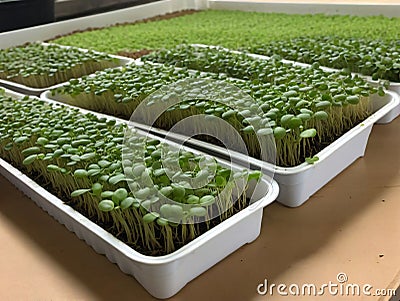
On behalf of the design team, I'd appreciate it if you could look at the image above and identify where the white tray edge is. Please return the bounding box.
[0,87,279,298]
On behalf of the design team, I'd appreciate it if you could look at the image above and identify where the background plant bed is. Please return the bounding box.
[144,43,400,124]
[0,42,132,96]
[0,88,279,298]
[229,44,400,123]
[50,10,400,55]
[246,36,400,83]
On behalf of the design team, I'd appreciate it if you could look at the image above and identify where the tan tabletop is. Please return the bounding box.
[1,116,400,301]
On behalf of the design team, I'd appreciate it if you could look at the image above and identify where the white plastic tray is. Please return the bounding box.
[90,90,396,207]
[146,92,399,207]
[0,88,279,299]
[191,43,400,123]
[39,66,400,207]
[0,43,133,96]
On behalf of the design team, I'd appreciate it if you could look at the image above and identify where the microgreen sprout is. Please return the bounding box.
[53,45,379,166]
[0,90,260,256]
[247,36,400,83]
[50,10,400,55]
[0,43,120,88]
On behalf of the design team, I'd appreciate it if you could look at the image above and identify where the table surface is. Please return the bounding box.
[1,115,400,300]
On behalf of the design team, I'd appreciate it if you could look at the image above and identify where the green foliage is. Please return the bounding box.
[53,63,191,111]
[0,43,119,88]
[53,46,378,166]
[0,90,253,256]
[52,10,400,54]
[248,36,400,82]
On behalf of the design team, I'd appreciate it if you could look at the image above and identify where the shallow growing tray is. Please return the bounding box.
[42,87,399,207]
[0,88,279,299]
[40,50,400,207]
[191,44,400,123]
[0,43,133,96]
[87,89,396,207]
[144,92,399,207]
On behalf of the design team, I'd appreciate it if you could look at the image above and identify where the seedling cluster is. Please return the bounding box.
[0,43,119,88]
[53,63,191,118]
[0,89,260,255]
[53,46,379,166]
[51,10,400,54]
[248,36,400,82]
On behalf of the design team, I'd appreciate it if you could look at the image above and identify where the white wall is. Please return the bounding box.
[209,1,400,17]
